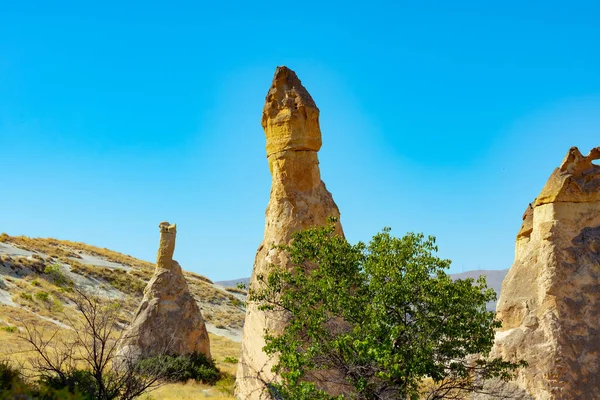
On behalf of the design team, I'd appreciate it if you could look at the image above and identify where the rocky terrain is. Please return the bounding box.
[0,233,246,345]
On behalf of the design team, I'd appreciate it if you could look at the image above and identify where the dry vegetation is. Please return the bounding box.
[141,333,239,399]
[0,233,246,331]
[69,262,147,296]
[0,233,155,270]
[0,310,239,400]
[0,233,80,259]
[186,279,245,330]
[224,286,247,295]
[142,379,235,400]
[0,233,245,399]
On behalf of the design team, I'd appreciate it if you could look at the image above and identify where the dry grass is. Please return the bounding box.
[1,232,245,382]
[8,278,71,321]
[130,267,154,281]
[224,286,247,295]
[185,270,214,284]
[0,233,154,270]
[69,262,146,297]
[0,234,80,259]
[143,380,234,400]
[208,333,241,376]
[2,254,246,335]
[1,232,217,292]
[0,254,47,276]
[141,334,239,400]
[0,309,240,400]
[0,305,65,362]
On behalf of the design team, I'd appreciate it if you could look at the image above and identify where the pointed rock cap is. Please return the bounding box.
[262,66,322,156]
[535,146,600,206]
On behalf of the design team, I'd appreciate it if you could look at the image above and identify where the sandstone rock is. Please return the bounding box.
[490,147,600,399]
[236,66,343,399]
[536,147,600,206]
[119,222,210,359]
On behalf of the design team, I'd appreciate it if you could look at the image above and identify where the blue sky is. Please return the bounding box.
[1,1,599,281]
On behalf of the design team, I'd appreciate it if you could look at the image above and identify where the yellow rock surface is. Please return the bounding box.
[535,146,600,206]
[236,66,343,399]
[489,147,600,399]
[262,66,322,156]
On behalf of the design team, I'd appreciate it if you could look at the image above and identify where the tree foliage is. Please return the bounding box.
[251,221,526,399]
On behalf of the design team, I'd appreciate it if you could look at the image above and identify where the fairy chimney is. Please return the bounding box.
[235,66,344,399]
[119,222,211,359]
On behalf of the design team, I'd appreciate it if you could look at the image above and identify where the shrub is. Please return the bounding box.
[223,356,238,364]
[51,298,64,312]
[41,370,97,399]
[0,360,94,399]
[1,326,17,334]
[44,263,73,287]
[215,374,235,395]
[35,291,50,302]
[19,292,33,301]
[230,298,244,308]
[137,352,220,385]
[0,360,23,390]
[31,279,40,286]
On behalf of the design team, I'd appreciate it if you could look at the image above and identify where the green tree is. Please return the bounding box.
[251,221,526,399]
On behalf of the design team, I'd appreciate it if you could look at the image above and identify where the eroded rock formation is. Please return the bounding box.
[236,66,343,399]
[119,222,210,359]
[491,146,600,399]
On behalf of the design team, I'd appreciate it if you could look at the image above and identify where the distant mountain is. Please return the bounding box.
[450,269,509,311]
[215,277,251,288]
[451,269,507,297]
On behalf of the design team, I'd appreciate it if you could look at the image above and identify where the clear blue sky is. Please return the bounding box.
[1,1,599,281]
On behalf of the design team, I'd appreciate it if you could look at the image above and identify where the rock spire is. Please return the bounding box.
[119,222,211,359]
[491,146,600,399]
[235,66,343,399]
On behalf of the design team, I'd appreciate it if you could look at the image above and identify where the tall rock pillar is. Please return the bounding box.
[119,222,211,359]
[491,147,600,399]
[236,66,343,399]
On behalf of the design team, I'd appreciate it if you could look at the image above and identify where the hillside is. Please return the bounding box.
[0,233,245,398]
[0,233,246,336]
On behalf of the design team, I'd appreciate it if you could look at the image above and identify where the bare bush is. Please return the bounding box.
[17,287,170,400]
